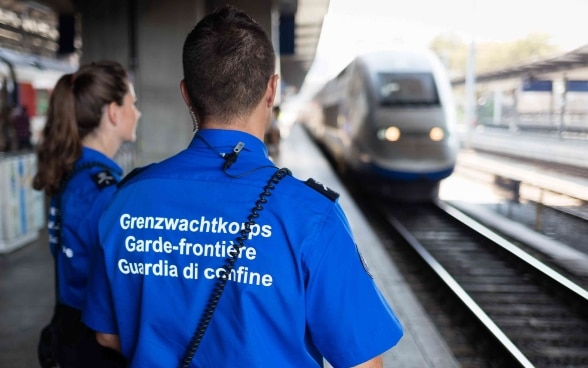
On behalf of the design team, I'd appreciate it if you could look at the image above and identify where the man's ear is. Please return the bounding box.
[180,79,192,107]
[265,74,279,108]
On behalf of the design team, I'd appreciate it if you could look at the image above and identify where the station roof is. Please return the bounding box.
[35,0,74,13]
[289,0,330,71]
[35,0,330,90]
[451,44,588,85]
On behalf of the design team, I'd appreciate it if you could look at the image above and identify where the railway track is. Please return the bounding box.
[452,153,588,267]
[366,199,588,368]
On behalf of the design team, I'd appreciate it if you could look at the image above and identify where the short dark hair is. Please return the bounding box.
[182,5,275,124]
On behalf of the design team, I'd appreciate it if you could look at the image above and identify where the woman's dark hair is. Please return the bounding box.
[33,60,129,196]
[182,5,276,124]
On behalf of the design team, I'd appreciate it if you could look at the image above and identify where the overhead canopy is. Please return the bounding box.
[32,0,330,92]
[452,44,588,85]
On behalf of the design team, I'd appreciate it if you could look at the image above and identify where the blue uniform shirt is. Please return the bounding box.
[50,147,122,310]
[83,129,403,367]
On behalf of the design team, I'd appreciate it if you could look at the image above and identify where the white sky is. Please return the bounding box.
[300,0,588,96]
[323,0,588,49]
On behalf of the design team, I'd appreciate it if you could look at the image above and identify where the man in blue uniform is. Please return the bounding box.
[83,5,403,367]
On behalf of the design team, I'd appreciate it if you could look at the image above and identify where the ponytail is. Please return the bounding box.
[33,73,81,196]
[33,60,129,196]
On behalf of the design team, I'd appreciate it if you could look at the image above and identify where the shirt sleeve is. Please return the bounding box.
[303,202,403,367]
[76,187,117,256]
[81,189,119,334]
[82,238,118,334]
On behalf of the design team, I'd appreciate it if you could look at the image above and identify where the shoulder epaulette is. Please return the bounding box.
[117,164,155,189]
[91,170,117,190]
[304,178,339,201]
[65,161,119,191]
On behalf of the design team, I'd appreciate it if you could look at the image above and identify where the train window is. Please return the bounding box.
[323,104,339,128]
[377,73,440,106]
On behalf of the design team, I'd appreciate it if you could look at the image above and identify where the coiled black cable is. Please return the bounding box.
[179,167,290,368]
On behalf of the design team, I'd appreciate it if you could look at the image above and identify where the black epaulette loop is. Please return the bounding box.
[63,161,120,191]
[305,178,339,201]
[117,164,155,188]
[91,170,116,189]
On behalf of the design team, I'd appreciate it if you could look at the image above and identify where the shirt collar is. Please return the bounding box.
[188,129,269,158]
[80,146,123,175]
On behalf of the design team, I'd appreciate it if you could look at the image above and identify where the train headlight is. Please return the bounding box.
[429,127,444,141]
[377,126,401,142]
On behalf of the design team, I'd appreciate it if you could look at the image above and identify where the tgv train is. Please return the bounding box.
[303,48,459,201]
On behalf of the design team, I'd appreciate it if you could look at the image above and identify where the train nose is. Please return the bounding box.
[377,125,447,142]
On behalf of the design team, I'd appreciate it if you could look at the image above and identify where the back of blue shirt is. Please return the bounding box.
[83,130,403,367]
[51,147,122,310]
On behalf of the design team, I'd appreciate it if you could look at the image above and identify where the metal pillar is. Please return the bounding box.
[74,0,278,166]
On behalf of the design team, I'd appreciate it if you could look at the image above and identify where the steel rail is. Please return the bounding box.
[437,199,588,302]
[385,212,536,368]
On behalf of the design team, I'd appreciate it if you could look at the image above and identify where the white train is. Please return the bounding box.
[303,48,459,201]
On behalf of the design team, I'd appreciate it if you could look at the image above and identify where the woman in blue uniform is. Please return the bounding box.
[83,5,403,368]
[33,60,141,368]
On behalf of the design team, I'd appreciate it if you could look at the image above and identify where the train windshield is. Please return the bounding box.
[377,72,440,106]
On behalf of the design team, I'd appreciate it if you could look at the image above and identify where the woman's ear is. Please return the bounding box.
[107,101,119,126]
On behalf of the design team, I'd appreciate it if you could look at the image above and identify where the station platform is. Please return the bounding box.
[0,123,459,368]
[462,126,588,170]
[276,123,459,367]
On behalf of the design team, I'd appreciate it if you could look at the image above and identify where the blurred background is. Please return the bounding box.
[1,1,588,367]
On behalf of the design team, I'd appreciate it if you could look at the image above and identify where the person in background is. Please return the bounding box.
[12,105,32,150]
[265,105,281,156]
[83,5,403,368]
[0,104,13,151]
[33,60,141,368]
